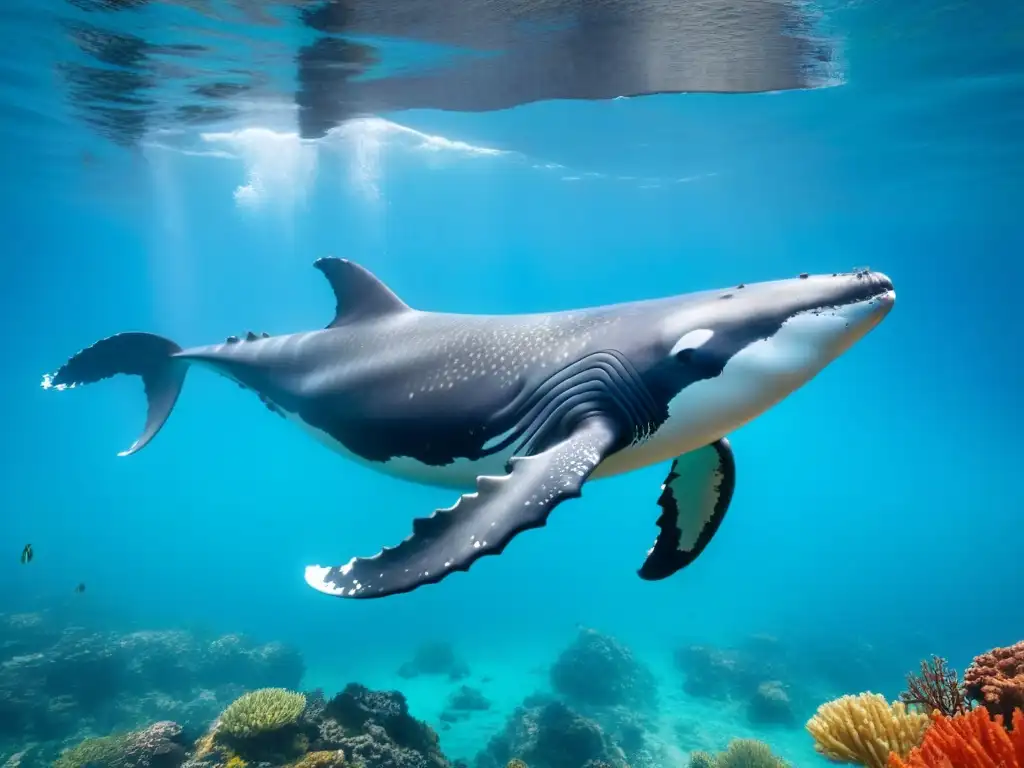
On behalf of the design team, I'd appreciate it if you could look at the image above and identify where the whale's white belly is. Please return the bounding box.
[284,408,512,490]
[283,403,685,490]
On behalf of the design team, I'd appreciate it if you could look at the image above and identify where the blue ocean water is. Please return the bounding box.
[1,0,1022,766]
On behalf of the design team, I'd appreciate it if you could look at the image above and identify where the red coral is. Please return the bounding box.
[965,641,1024,726]
[887,706,1024,768]
[900,655,971,717]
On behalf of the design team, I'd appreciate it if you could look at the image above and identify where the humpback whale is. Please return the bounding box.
[43,259,895,599]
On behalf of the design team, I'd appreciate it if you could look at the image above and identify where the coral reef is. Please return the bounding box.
[674,645,749,700]
[292,750,347,768]
[674,639,807,729]
[53,734,132,768]
[317,683,449,768]
[440,687,491,725]
[448,687,490,713]
[674,642,789,702]
[887,705,1024,768]
[748,682,794,727]
[397,642,469,682]
[899,656,971,717]
[686,740,788,768]
[1,653,449,768]
[301,690,329,727]
[135,683,446,768]
[0,611,303,748]
[476,630,674,768]
[964,640,1024,723]
[714,739,789,768]
[219,689,307,738]
[475,700,627,768]
[53,721,187,768]
[550,628,657,712]
[805,693,930,768]
[212,689,309,763]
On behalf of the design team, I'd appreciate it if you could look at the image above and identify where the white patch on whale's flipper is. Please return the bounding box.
[303,416,623,599]
[638,437,735,581]
[304,564,350,596]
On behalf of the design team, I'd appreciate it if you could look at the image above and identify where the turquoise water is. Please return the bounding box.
[2,0,1023,766]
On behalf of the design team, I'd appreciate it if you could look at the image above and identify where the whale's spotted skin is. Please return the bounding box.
[44,259,895,599]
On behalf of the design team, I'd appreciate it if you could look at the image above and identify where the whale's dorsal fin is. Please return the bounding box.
[314,257,410,328]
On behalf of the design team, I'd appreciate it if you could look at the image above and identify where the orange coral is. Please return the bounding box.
[887,706,1024,768]
[965,641,1024,724]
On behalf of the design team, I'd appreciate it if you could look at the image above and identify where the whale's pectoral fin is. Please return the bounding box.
[638,437,736,581]
[305,416,622,599]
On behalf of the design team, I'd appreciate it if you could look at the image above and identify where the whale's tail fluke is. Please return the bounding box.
[42,332,186,457]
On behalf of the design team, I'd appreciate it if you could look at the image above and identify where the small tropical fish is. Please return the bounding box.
[74,583,86,594]
[20,544,32,564]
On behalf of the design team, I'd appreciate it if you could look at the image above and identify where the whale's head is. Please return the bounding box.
[632,268,895,453]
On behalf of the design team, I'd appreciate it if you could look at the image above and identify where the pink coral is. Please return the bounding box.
[964,640,1024,726]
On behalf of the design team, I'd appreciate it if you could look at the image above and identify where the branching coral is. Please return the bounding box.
[887,705,1024,767]
[219,688,307,738]
[900,655,971,717]
[806,693,930,768]
[964,640,1024,725]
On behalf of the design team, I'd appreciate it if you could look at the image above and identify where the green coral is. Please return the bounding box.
[689,751,717,768]
[219,688,307,738]
[53,734,129,768]
[505,761,528,768]
[715,739,789,768]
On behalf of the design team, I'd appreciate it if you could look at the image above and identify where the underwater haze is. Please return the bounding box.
[1,0,1023,767]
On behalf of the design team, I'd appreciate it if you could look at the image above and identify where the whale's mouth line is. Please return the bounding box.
[810,280,896,315]
[841,285,895,308]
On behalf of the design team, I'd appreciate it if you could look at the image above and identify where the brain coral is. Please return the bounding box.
[219,688,306,738]
[963,640,1024,723]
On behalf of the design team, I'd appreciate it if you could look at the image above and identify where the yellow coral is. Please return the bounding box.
[219,688,307,738]
[806,693,930,768]
[193,728,218,761]
[225,757,248,768]
[505,761,528,768]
